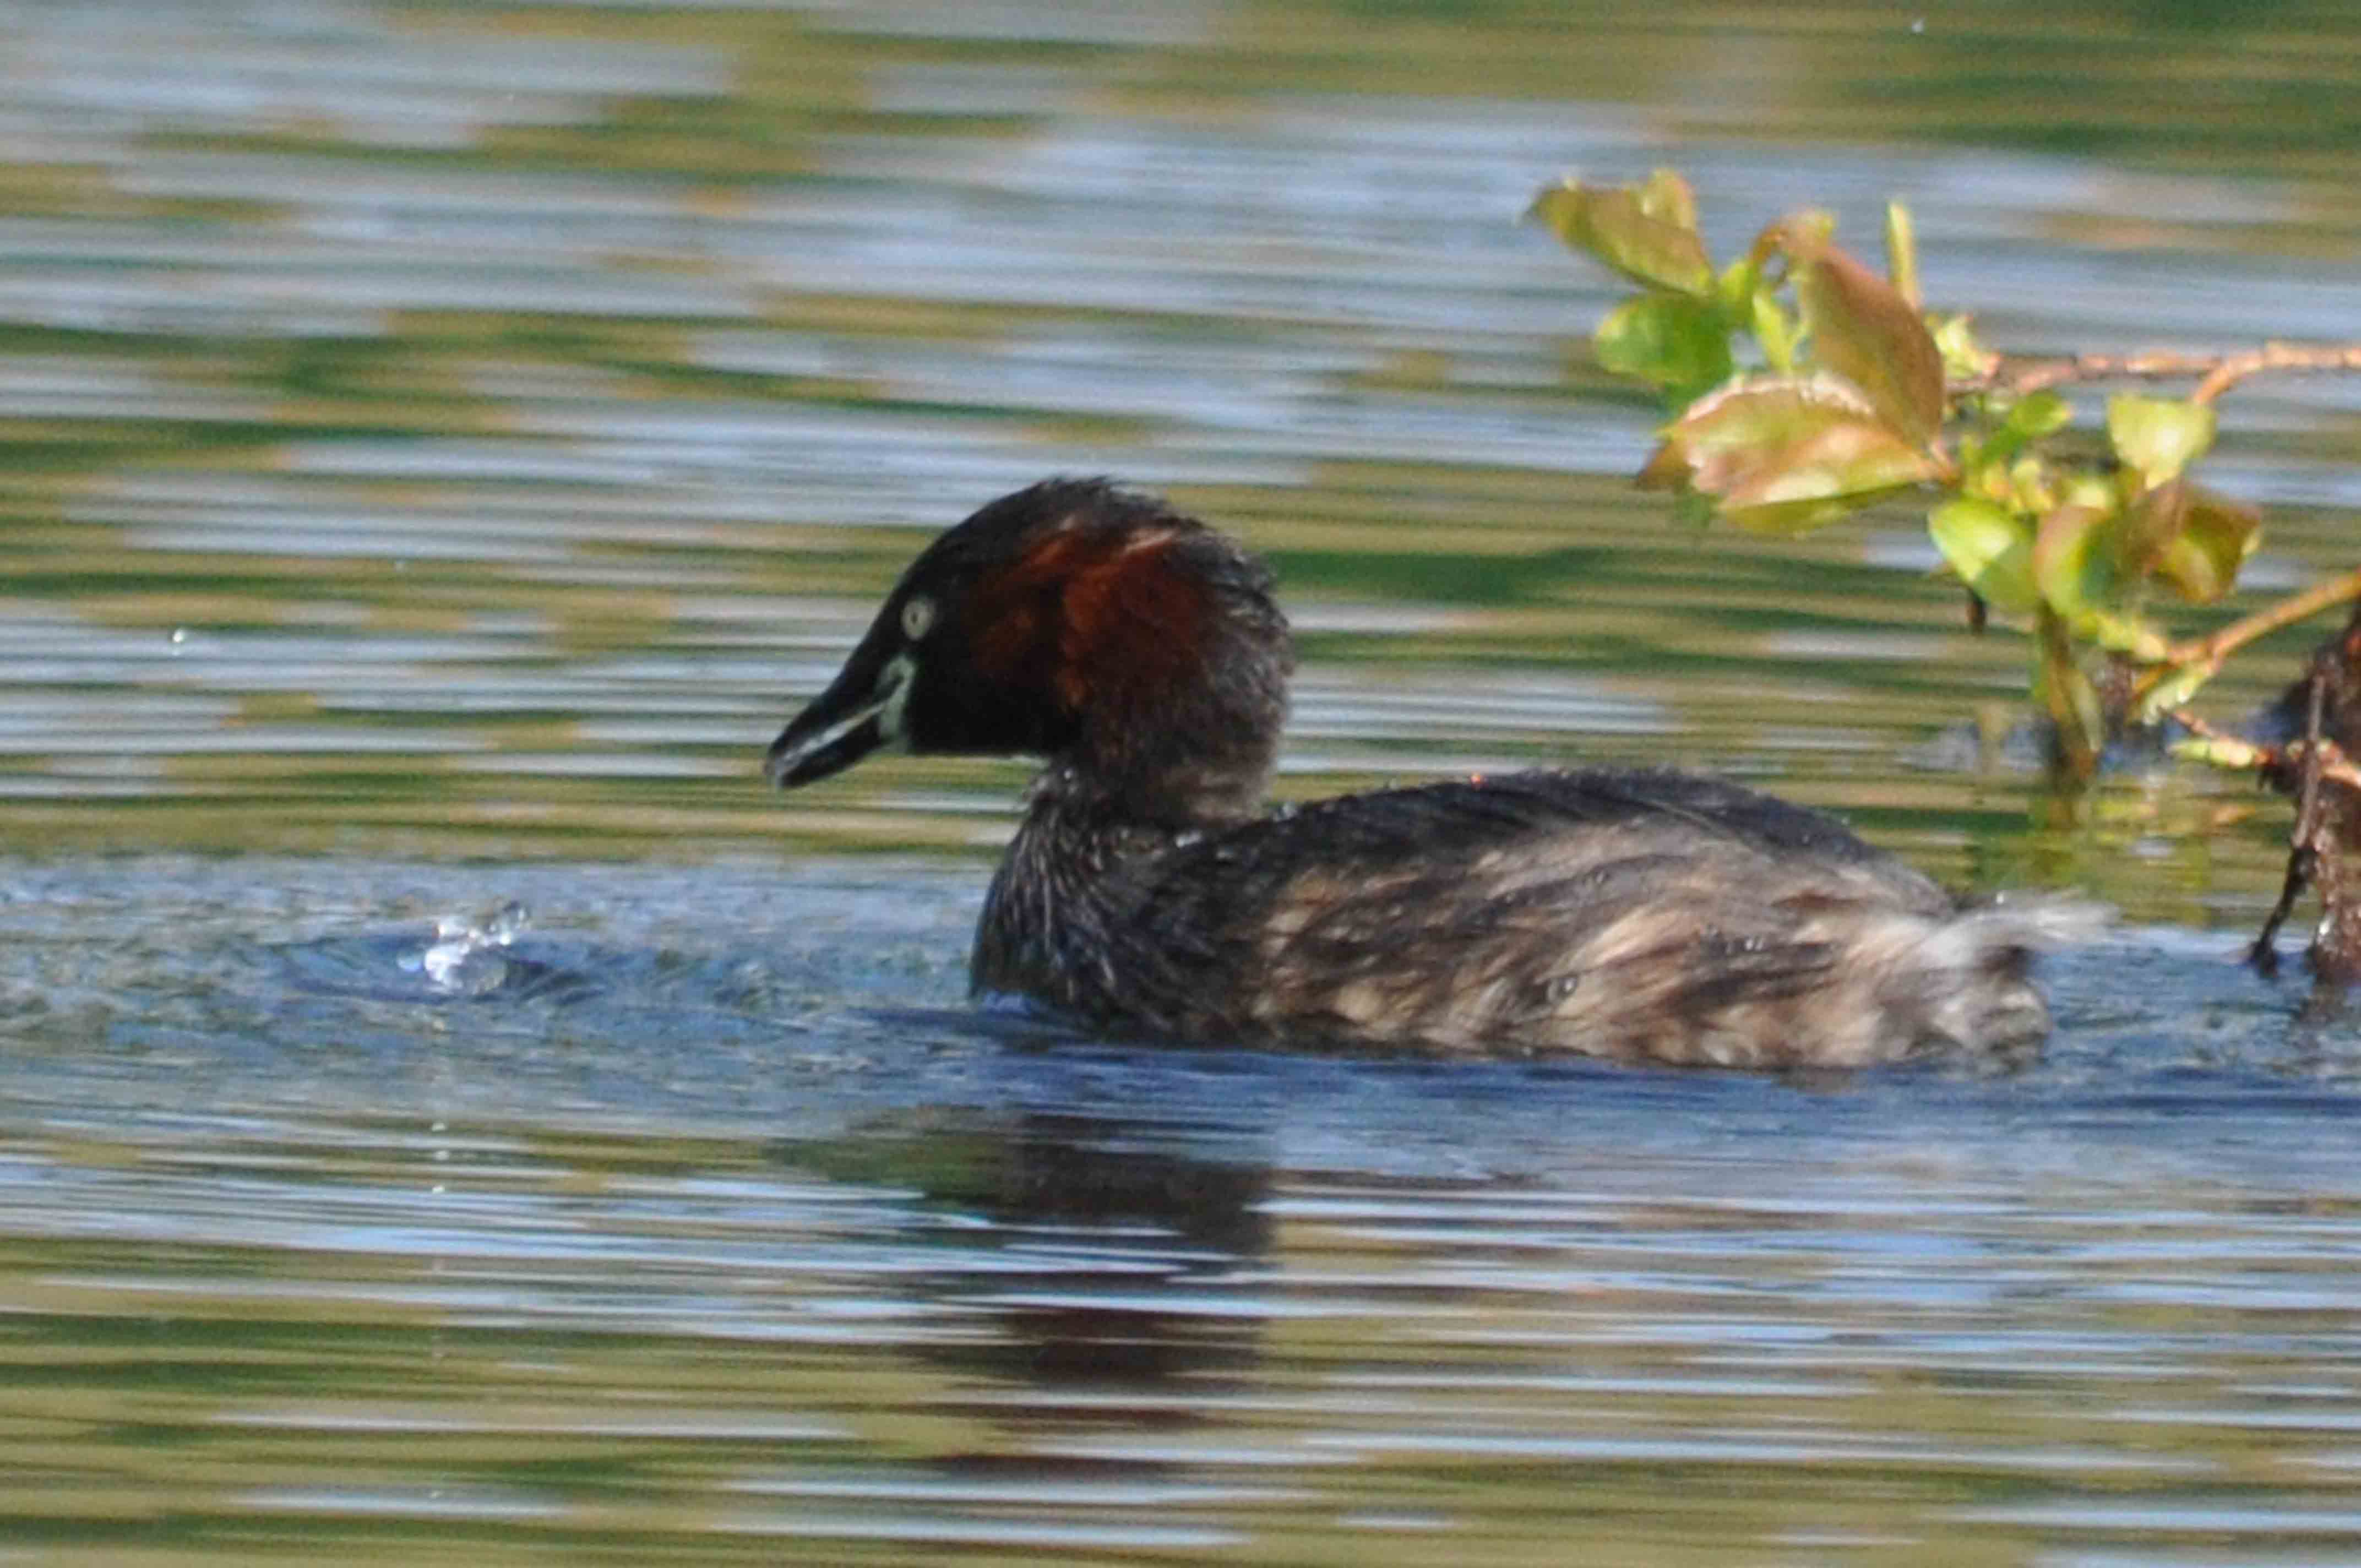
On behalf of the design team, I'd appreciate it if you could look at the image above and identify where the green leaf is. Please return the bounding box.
[2000,389,2074,443]
[1884,200,1920,308]
[1715,254,1762,318]
[2034,606,2106,780]
[1527,177,1715,297]
[2142,663,2227,727]
[1932,314,1993,383]
[2058,470,2118,515]
[1594,294,1733,401]
[2107,394,2217,489]
[1750,291,1800,374]
[1796,246,1946,445]
[2032,500,2166,659]
[1643,375,1941,535]
[1928,497,2038,613]
[1970,390,2075,477]
[2170,731,2266,770]
[2032,501,2111,622]
[2085,607,2168,661]
[2005,454,2057,516]
[2154,484,2261,603]
[1635,167,1699,231]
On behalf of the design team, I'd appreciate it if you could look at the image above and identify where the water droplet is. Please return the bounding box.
[483,900,528,944]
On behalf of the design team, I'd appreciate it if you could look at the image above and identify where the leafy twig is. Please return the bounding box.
[2132,564,2361,710]
[2170,706,2361,794]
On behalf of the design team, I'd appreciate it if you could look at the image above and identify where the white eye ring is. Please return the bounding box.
[899,596,935,641]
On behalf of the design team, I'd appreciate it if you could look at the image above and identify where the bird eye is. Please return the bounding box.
[900,596,935,641]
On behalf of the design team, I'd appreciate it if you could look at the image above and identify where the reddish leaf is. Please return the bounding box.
[1635,440,1691,493]
[2033,500,2107,614]
[1642,376,1940,535]
[2155,485,2261,603]
[2033,499,2166,659]
[2120,480,2262,604]
[1796,246,1945,446]
[1656,375,1878,465]
[1759,211,1834,270]
[2117,476,2191,576]
[1718,420,1941,534]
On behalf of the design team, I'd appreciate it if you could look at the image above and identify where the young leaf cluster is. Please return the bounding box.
[1530,170,2278,781]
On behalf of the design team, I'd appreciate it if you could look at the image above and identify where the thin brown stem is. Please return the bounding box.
[2192,342,2361,405]
[2173,706,2361,795]
[2165,706,2245,751]
[2132,565,2361,706]
[1957,341,2361,401]
[2280,739,2361,798]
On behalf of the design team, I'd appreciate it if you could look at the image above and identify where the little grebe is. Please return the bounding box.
[768,478,2081,1068]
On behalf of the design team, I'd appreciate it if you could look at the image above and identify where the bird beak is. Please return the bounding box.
[765,647,913,789]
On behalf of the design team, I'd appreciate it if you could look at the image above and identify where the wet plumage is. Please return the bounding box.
[769,478,2082,1068]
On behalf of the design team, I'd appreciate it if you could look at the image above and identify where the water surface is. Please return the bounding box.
[5,2,2361,1562]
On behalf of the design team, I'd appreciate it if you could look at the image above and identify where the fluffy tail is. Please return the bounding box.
[1906,893,2109,1058]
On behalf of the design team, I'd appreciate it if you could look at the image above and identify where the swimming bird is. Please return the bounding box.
[768,478,2081,1067]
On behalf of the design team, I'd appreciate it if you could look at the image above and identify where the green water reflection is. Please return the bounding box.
[0,2,2351,934]
[3,3,2361,1563]
[6,1098,2361,1565]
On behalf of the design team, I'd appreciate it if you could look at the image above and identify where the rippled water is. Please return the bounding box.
[6,2,2361,1561]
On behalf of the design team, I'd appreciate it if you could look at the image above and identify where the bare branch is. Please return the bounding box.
[2193,342,2361,405]
[1957,341,2361,401]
